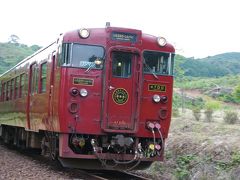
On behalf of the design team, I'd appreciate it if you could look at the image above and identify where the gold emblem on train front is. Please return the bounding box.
[112,88,129,105]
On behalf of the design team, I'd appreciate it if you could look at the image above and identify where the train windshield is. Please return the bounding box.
[143,51,174,76]
[61,43,105,69]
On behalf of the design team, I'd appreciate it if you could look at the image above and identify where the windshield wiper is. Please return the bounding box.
[85,63,95,73]
[143,58,158,79]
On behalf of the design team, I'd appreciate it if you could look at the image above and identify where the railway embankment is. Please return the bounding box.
[138,109,240,179]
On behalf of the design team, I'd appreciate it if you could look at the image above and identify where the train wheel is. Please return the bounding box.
[41,133,59,160]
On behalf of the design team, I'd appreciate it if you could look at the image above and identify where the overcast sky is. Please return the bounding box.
[1,0,239,58]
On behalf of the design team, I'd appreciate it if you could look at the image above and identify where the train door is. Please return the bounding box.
[47,52,55,128]
[27,63,38,129]
[103,51,140,132]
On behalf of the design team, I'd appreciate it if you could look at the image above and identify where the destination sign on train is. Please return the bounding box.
[111,32,137,43]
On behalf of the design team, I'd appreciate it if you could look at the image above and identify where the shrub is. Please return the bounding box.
[193,108,201,121]
[205,109,213,122]
[172,107,180,117]
[204,100,221,122]
[224,111,239,124]
[205,100,221,110]
[175,155,197,180]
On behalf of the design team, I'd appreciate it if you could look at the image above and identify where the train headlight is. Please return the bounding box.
[79,28,90,39]
[157,37,167,47]
[95,58,102,65]
[153,94,161,103]
[80,88,88,97]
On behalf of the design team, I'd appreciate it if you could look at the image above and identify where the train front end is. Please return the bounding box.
[56,26,175,170]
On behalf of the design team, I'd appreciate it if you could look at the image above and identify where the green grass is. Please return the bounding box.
[174,75,240,108]
[175,75,240,90]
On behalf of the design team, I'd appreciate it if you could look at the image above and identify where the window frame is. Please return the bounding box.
[2,82,6,101]
[15,76,20,99]
[143,50,174,76]
[60,43,105,69]
[10,78,15,100]
[6,81,11,101]
[40,62,47,93]
[19,73,25,98]
[30,63,39,95]
[0,82,2,102]
[112,51,133,78]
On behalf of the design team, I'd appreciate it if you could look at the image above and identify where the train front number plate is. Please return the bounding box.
[148,84,166,92]
[73,78,94,86]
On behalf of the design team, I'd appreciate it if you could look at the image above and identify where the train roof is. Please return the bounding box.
[63,27,175,52]
[0,26,175,77]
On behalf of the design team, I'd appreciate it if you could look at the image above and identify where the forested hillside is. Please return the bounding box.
[176,52,240,77]
[1,41,240,78]
[0,42,41,74]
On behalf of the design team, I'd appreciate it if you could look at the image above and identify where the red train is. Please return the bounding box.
[0,24,175,170]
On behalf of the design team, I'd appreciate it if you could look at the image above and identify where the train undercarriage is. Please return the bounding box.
[0,124,164,170]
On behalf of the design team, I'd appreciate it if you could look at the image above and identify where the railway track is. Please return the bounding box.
[0,141,153,179]
[83,170,152,180]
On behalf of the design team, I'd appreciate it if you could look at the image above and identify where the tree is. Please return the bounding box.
[233,85,240,103]
[8,34,20,44]
[30,45,41,51]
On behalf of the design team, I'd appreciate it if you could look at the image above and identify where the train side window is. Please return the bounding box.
[3,83,6,101]
[10,79,15,100]
[15,76,20,99]
[30,64,39,94]
[35,67,39,94]
[19,73,25,98]
[6,81,11,101]
[61,43,71,66]
[57,44,63,67]
[57,34,64,67]
[0,83,2,102]
[40,62,47,93]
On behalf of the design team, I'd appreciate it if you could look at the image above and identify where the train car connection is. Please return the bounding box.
[0,24,175,170]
